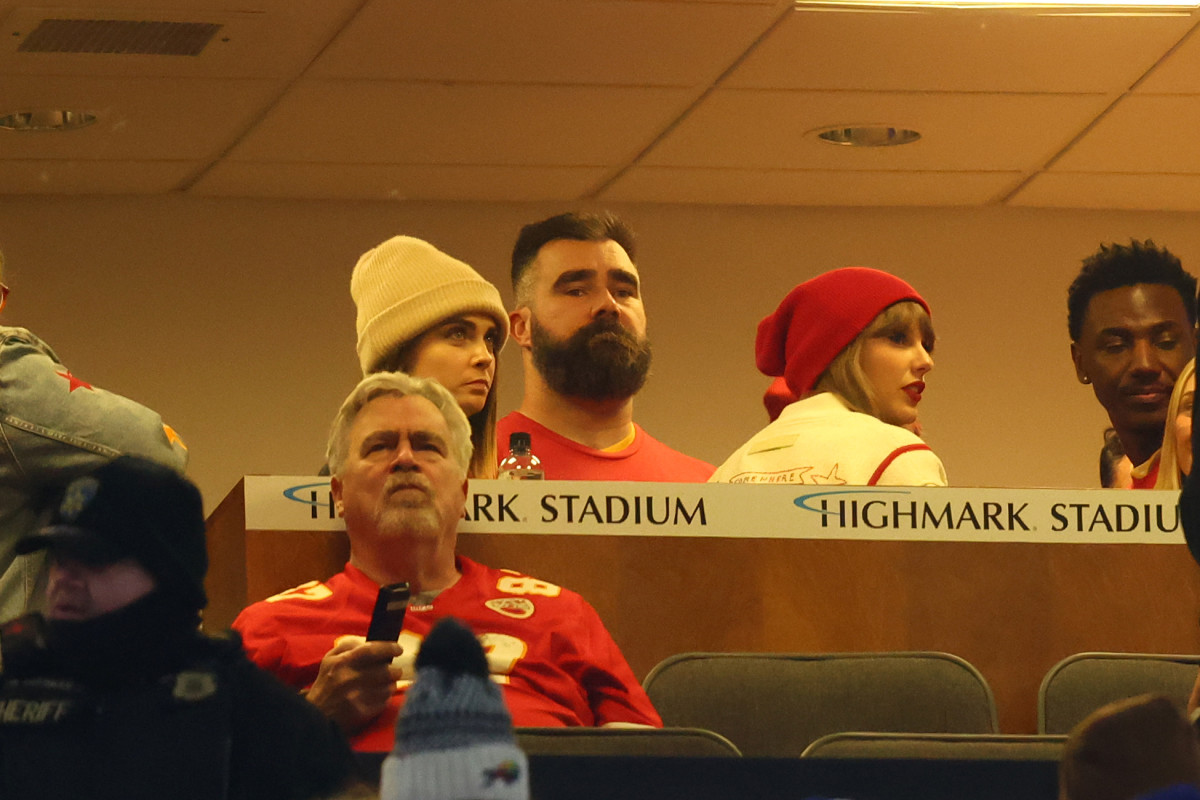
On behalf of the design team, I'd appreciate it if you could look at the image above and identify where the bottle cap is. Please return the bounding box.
[509,432,532,451]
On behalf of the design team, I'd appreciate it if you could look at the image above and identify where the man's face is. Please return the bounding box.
[45,556,156,621]
[1071,283,1195,437]
[331,394,467,544]
[512,239,652,400]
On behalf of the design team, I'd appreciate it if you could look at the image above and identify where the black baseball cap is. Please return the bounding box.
[16,455,208,610]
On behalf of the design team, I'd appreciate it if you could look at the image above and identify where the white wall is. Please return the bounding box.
[1,196,1193,511]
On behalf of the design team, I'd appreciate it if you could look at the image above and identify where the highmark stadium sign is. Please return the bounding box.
[241,478,1186,545]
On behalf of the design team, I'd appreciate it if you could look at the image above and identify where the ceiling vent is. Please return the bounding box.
[16,18,222,56]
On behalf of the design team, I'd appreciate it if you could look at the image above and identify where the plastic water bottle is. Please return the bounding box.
[498,432,544,480]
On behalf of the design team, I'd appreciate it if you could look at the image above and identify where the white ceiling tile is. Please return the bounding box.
[0,1,361,78]
[648,0,779,4]
[190,162,609,202]
[0,159,196,193]
[726,7,1194,93]
[1010,171,1200,211]
[600,166,1021,205]
[311,0,782,86]
[0,0,1191,207]
[227,81,696,166]
[0,76,283,160]
[1051,95,1200,173]
[641,89,1110,171]
[1133,21,1200,93]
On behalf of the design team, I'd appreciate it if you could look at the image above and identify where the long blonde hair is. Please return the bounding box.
[812,301,934,420]
[1155,358,1195,491]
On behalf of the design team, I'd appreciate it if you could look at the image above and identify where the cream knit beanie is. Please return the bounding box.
[352,236,509,375]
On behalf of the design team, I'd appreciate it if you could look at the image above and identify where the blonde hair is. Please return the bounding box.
[813,301,934,420]
[1155,357,1195,491]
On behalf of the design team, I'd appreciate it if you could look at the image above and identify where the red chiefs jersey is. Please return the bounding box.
[232,555,661,751]
[498,412,714,482]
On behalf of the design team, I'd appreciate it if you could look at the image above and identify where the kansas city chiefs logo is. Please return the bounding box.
[485,598,534,619]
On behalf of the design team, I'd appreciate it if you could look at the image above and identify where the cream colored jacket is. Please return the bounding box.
[710,392,947,487]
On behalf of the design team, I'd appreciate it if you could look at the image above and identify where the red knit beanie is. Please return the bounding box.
[756,267,930,398]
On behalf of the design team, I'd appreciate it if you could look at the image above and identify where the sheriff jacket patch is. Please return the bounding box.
[0,697,73,725]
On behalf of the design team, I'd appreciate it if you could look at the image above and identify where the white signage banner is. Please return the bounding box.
[241,477,1187,545]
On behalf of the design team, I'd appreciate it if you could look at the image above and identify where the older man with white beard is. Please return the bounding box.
[233,372,661,752]
[500,212,713,481]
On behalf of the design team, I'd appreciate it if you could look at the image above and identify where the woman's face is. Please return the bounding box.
[1174,372,1194,478]
[859,319,935,428]
[407,313,500,417]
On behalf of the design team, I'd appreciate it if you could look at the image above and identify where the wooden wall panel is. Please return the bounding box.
[206,480,1200,733]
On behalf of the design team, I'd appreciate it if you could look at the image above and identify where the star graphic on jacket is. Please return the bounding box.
[56,370,93,392]
[810,465,846,485]
[163,424,187,450]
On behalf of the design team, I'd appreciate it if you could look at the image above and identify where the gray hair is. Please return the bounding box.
[326,372,473,478]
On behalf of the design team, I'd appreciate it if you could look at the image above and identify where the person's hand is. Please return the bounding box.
[305,636,404,734]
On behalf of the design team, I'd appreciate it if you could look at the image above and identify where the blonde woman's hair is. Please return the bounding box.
[813,301,934,420]
[1155,357,1195,491]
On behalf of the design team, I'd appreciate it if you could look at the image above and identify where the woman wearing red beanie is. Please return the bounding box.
[710,267,947,487]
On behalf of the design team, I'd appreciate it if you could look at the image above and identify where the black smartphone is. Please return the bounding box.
[366,582,410,642]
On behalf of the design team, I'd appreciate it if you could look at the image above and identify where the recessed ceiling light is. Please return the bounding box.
[814,125,922,147]
[0,110,97,132]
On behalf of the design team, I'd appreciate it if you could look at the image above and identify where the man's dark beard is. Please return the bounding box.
[531,316,652,402]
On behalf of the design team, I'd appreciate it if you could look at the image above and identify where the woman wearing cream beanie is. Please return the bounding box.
[352,236,508,478]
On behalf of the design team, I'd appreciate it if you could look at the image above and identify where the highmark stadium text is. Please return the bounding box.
[254,479,1183,543]
[796,492,1181,534]
[279,483,708,527]
[466,492,707,526]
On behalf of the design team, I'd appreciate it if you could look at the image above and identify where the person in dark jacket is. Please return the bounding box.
[0,455,357,800]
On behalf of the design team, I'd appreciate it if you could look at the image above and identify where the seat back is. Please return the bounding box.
[515,726,741,757]
[642,651,998,758]
[802,732,1067,761]
[1038,652,1200,734]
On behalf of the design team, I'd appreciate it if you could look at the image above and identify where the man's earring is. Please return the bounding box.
[1082,376,1092,384]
